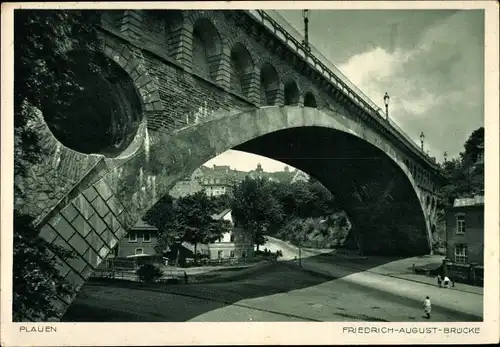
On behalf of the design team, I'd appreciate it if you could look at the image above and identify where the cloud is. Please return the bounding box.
[337,10,483,160]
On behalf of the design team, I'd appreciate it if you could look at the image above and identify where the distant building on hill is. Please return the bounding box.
[168,162,310,199]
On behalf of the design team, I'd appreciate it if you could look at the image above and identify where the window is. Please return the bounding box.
[135,248,144,255]
[456,214,465,234]
[454,244,468,263]
[230,250,235,258]
[218,250,224,259]
[242,250,247,258]
[230,233,234,242]
[128,232,137,242]
[210,179,214,184]
[143,232,151,242]
[216,179,220,184]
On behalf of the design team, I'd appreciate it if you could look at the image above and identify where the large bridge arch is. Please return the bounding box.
[36,106,433,318]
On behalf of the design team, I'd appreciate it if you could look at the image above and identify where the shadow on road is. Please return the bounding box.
[61,251,418,322]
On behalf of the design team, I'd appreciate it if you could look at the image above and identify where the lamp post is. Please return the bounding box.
[420,132,425,152]
[444,151,448,163]
[383,92,390,122]
[302,10,311,53]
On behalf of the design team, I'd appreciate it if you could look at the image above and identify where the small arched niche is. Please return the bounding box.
[260,63,280,106]
[229,42,254,97]
[304,91,317,108]
[284,80,300,106]
[192,18,221,81]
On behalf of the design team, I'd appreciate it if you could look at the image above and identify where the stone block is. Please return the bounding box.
[81,265,94,280]
[106,195,125,216]
[50,215,77,242]
[82,248,97,267]
[92,196,110,218]
[101,229,116,248]
[71,214,92,238]
[99,245,111,259]
[124,59,140,74]
[68,232,90,256]
[54,255,71,277]
[39,224,58,244]
[83,187,99,202]
[85,232,105,254]
[64,269,85,290]
[114,227,127,240]
[61,204,80,223]
[67,254,88,273]
[104,212,121,232]
[136,74,150,89]
[88,213,107,235]
[72,195,96,221]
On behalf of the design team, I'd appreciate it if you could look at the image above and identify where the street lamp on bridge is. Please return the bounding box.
[420,132,425,152]
[383,92,390,122]
[302,10,311,53]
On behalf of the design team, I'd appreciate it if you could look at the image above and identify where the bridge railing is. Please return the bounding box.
[246,10,438,168]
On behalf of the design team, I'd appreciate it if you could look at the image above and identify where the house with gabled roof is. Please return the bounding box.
[208,209,254,260]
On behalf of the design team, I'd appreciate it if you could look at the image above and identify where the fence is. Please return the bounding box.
[245,10,439,168]
[446,261,484,287]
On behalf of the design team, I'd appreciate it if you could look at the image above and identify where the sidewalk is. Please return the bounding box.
[301,256,483,320]
[313,254,483,295]
[263,236,482,318]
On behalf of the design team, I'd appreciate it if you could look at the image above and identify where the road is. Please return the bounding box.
[62,261,477,322]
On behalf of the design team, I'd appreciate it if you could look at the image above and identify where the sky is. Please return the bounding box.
[205,9,484,172]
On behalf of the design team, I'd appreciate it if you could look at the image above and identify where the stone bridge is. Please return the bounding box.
[16,9,444,318]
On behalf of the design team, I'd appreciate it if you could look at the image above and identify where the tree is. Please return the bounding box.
[176,192,231,263]
[463,127,484,163]
[12,211,78,321]
[143,194,181,256]
[144,192,231,264]
[232,177,284,251]
[13,10,101,321]
[439,127,484,207]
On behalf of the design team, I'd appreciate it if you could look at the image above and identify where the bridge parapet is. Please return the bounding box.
[246,10,440,172]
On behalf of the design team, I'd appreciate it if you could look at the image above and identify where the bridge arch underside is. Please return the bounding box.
[234,127,429,256]
[37,106,431,317]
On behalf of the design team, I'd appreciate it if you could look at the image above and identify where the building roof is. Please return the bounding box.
[132,219,157,230]
[453,195,484,207]
[211,208,232,220]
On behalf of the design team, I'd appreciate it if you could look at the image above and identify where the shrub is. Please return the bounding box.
[135,263,163,283]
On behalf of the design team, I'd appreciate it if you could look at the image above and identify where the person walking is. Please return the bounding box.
[423,296,431,319]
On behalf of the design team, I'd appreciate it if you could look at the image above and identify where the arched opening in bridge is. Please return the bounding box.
[192,18,221,81]
[304,91,317,108]
[234,126,430,256]
[229,43,254,97]
[260,63,279,106]
[284,80,300,106]
[41,50,143,156]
